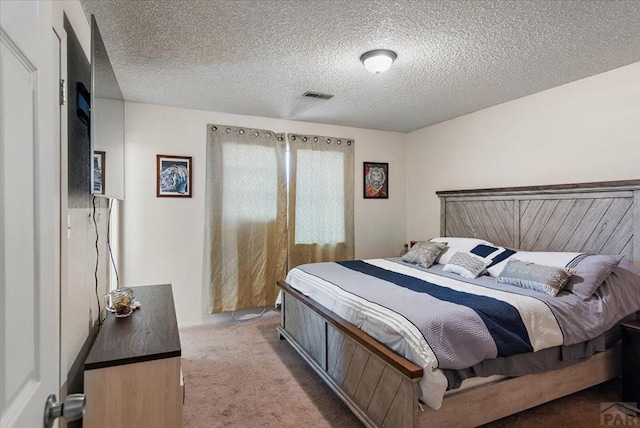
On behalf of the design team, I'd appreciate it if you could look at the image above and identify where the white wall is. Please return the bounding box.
[406,61,640,241]
[122,102,407,326]
[94,97,125,199]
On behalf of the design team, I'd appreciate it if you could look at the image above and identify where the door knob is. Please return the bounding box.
[43,393,85,428]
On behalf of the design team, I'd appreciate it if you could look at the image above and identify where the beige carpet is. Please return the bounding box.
[180,312,627,428]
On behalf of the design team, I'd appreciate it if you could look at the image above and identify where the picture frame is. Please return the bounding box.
[93,151,105,195]
[363,161,388,199]
[156,154,192,198]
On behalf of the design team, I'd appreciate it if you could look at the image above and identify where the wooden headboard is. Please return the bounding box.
[437,180,640,265]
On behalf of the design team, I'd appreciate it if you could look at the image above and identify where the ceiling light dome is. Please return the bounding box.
[360,49,397,74]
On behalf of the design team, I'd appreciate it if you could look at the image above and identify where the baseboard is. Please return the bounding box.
[180,307,280,328]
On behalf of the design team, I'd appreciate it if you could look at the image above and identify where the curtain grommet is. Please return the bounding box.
[226,128,231,133]
[254,131,260,137]
[212,126,217,131]
[313,137,318,142]
[239,129,245,135]
[326,139,331,144]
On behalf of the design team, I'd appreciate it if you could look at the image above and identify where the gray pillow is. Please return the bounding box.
[564,254,623,299]
[402,241,447,268]
[497,259,575,296]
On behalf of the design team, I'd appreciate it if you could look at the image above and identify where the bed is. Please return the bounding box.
[276,180,640,428]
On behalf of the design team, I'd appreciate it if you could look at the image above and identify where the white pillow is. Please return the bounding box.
[430,237,494,265]
[443,251,492,279]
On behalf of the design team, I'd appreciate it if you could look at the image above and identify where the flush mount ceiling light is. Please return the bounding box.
[360,49,397,74]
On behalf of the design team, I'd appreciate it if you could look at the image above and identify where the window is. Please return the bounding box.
[206,127,354,312]
[222,143,278,222]
[206,127,287,313]
[294,149,345,244]
[288,134,354,268]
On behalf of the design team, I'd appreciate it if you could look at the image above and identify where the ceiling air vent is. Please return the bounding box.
[303,91,334,100]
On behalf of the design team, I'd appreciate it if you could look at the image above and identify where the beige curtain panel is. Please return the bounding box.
[205,125,287,313]
[287,133,355,269]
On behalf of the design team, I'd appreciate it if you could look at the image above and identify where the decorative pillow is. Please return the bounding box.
[430,237,494,265]
[471,244,518,273]
[469,244,500,258]
[486,250,582,278]
[564,254,623,299]
[497,259,575,296]
[402,241,447,268]
[442,251,492,279]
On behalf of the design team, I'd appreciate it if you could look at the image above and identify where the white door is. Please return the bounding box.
[1,1,60,427]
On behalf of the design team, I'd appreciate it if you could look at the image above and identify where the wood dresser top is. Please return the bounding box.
[85,284,181,371]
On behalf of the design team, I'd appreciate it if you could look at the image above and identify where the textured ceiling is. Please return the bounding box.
[79,0,640,132]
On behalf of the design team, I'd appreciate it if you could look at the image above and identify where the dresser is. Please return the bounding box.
[84,284,183,427]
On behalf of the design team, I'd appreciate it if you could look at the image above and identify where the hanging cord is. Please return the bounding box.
[92,196,104,327]
[231,306,267,322]
[107,199,120,289]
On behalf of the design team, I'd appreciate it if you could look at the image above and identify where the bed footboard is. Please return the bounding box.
[277,280,622,428]
[277,281,422,428]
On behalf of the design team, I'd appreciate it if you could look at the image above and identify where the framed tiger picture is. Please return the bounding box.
[156,154,192,198]
[363,162,388,199]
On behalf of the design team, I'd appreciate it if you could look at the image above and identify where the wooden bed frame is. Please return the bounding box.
[277,180,640,427]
